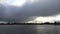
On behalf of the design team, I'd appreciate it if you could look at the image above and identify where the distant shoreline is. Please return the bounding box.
[0,21,60,25]
[0,23,60,25]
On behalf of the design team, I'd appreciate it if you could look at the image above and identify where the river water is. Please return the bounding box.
[0,25,59,34]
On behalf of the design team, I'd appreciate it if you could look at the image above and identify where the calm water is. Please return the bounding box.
[0,25,59,34]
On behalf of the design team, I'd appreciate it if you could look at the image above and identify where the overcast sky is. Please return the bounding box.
[0,0,60,23]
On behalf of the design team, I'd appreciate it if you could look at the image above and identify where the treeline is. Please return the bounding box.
[0,21,60,25]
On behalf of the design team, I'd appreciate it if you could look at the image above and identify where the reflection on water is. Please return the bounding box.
[0,25,59,34]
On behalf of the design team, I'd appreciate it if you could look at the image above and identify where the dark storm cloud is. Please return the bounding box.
[0,0,60,23]
[22,0,60,16]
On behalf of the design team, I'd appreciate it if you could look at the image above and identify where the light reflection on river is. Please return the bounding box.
[0,25,59,34]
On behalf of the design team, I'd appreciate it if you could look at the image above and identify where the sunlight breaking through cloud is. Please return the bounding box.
[0,0,40,7]
[26,15,60,23]
[0,0,26,7]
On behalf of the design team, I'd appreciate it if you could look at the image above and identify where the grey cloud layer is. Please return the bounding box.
[0,0,60,23]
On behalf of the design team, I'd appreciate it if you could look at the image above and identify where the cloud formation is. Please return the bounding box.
[0,0,60,23]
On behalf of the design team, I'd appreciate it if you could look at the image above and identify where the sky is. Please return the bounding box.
[0,0,60,23]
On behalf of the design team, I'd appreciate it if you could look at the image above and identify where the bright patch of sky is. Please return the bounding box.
[26,15,60,23]
[0,0,39,7]
[0,0,26,7]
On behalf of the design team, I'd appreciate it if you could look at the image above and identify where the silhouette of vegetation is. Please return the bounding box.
[0,23,4,25]
[0,21,60,25]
